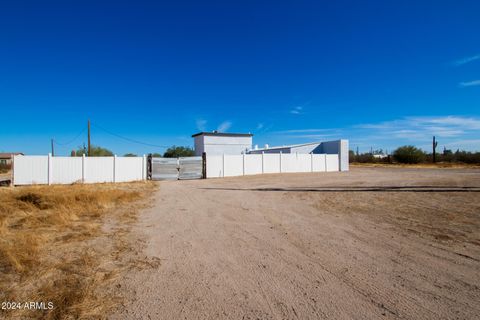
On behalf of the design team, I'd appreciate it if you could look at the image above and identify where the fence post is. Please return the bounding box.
[48,153,52,185]
[82,154,86,183]
[11,154,15,186]
[325,154,328,172]
[243,153,245,176]
[279,151,282,173]
[262,152,264,174]
[311,153,313,172]
[222,153,225,177]
[142,154,146,180]
[202,152,207,179]
[113,155,116,183]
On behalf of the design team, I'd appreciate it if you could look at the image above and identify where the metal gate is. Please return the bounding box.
[148,155,204,180]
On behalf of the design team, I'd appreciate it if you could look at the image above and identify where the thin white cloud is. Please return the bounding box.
[196,119,207,131]
[277,128,339,134]
[459,80,480,87]
[217,121,232,132]
[290,106,303,114]
[259,115,480,152]
[453,54,480,66]
[356,116,480,140]
[256,123,264,130]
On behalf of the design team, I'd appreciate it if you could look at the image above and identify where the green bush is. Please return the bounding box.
[74,145,114,157]
[393,145,426,164]
[163,146,195,158]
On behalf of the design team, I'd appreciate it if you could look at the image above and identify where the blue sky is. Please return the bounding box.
[1,0,479,155]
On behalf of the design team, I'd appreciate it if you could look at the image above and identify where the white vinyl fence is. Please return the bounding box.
[206,153,340,178]
[13,154,146,185]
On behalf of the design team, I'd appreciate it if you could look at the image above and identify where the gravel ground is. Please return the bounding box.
[112,167,480,320]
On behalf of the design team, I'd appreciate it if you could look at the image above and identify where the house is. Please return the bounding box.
[192,131,253,156]
[0,152,23,166]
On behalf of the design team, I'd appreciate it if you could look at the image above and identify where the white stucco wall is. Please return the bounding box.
[321,139,349,171]
[194,135,252,155]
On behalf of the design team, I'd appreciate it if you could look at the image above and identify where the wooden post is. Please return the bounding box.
[202,152,207,179]
[87,119,91,157]
[51,139,55,157]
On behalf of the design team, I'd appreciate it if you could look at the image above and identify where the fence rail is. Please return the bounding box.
[13,154,146,185]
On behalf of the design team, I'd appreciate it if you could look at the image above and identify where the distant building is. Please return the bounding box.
[192,131,253,156]
[0,152,23,166]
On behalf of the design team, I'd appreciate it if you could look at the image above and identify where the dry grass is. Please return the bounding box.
[0,182,156,319]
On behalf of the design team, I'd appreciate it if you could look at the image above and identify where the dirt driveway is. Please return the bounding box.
[113,167,480,320]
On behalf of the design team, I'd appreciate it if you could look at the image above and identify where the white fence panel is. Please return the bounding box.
[84,157,114,183]
[312,154,326,172]
[14,155,48,185]
[224,155,243,177]
[297,154,311,172]
[326,154,339,172]
[206,155,223,178]
[115,157,145,182]
[280,154,298,173]
[263,154,280,174]
[52,157,83,184]
[245,154,262,175]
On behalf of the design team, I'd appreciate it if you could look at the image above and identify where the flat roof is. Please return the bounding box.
[0,152,23,158]
[252,141,321,152]
[192,132,253,138]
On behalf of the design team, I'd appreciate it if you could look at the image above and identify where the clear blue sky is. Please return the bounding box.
[1,0,479,155]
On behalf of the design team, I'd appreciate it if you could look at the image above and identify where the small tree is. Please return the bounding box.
[163,146,195,158]
[124,153,137,157]
[74,145,114,157]
[393,145,426,164]
[151,153,162,157]
[349,150,355,163]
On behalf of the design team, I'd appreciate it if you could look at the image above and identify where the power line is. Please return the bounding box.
[91,122,170,148]
[55,127,87,146]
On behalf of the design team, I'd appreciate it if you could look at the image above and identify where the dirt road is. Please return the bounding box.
[113,168,480,319]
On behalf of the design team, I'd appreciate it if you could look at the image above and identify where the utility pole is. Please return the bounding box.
[432,136,438,163]
[51,139,55,157]
[87,119,91,157]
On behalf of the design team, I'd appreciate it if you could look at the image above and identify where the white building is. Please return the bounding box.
[192,131,253,156]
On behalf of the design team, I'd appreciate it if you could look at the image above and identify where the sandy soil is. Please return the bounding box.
[113,167,480,320]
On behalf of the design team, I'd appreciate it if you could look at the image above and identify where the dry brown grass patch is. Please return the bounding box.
[0,182,156,319]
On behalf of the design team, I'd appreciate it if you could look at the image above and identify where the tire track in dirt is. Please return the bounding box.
[112,168,480,320]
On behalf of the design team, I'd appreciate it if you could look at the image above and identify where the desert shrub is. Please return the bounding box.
[454,151,480,164]
[393,145,426,164]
